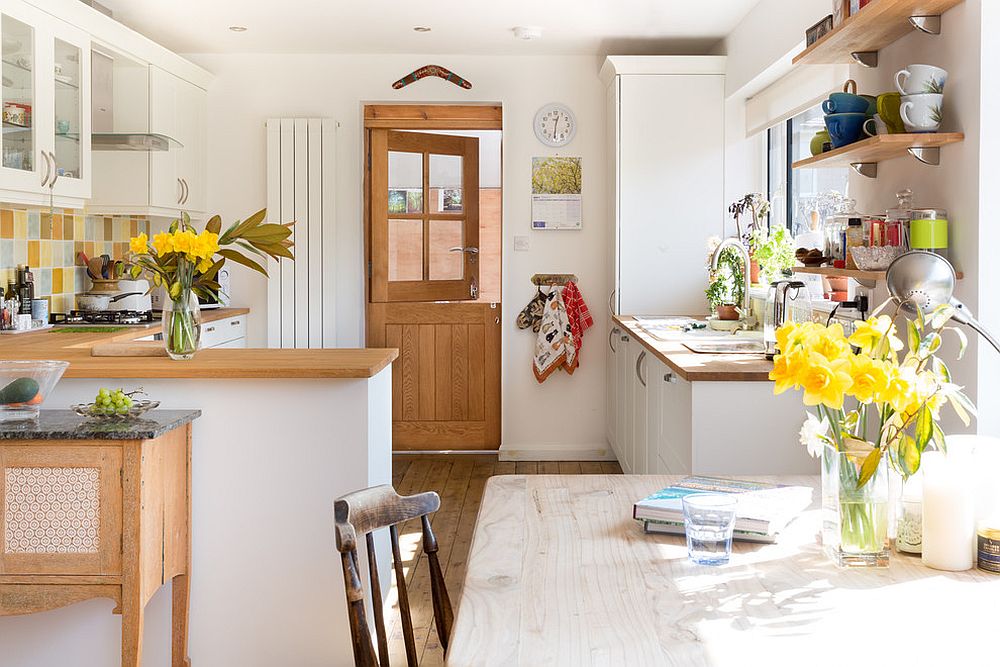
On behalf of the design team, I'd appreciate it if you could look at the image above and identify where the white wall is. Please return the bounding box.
[190,53,610,455]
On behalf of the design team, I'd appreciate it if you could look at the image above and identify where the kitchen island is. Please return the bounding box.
[0,320,397,667]
[609,315,813,476]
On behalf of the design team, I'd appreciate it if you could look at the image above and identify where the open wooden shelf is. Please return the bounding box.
[792,133,964,172]
[794,265,964,281]
[793,0,965,66]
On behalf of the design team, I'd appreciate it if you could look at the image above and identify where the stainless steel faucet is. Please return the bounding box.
[710,237,751,316]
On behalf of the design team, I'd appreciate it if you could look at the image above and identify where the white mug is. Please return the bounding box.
[864,114,889,137]
[895,64,948,95]
[900,93,943,133]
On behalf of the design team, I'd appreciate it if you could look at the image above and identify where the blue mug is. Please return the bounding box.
[822,93,870,114]
[824,112,867,148]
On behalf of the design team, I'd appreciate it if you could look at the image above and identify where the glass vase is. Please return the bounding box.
[821,444,890,568]
[161,291,202,360]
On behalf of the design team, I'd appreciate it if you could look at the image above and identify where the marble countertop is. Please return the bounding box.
[0,409,201,440]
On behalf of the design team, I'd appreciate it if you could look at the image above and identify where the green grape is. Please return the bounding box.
[116,405,129,415]
[123,397,133,407]
[101,396,112,407]
[98,388,110,399]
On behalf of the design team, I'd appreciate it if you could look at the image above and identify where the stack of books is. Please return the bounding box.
[633,476,814,543]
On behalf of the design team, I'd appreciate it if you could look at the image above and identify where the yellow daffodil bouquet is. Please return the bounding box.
[128,209,293,358]
[770,304,976,488]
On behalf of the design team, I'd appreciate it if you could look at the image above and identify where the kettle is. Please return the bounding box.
[764,280,812,359]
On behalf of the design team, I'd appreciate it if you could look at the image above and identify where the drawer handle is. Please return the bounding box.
[231,320,241,326]
[609,328,618,353]
[205,326,216,333]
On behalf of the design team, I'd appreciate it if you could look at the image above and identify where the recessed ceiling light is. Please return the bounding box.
[228,25,248,32]
[413,26,432,32]
[513,26,543,40]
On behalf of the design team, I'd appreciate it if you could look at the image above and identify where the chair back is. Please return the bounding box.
[334,485,453,666]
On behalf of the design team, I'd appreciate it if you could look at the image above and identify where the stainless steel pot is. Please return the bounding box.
[76,292,142,312]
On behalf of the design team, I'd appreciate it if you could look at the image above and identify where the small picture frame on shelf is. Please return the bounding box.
[807,15,835,46]
[832,0,848,26]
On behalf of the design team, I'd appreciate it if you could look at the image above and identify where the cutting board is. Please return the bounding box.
[90,341,169,357]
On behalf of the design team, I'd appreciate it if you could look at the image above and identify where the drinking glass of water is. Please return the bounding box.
[682,494,737,565]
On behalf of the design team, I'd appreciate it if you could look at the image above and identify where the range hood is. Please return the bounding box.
[91,50,182,152]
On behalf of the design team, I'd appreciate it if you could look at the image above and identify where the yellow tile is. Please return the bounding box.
[84,241,95,259]
[28,240,39,266]
[13,216,26,240]
[0,210,12,239]
[63,215,73,240]
[51,214,63,240]
[40,240,52,266]
[104,218,113,241]
[52,267,63,293]
[74,217,85,240]
[40,213,52,240]
[64,270,75,294]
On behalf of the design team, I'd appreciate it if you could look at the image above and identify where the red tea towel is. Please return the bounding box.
[562,281,593,372]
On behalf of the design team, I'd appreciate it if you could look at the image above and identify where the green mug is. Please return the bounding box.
[876,93,905,134]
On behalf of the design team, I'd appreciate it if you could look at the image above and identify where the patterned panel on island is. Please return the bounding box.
[4,466,101,554]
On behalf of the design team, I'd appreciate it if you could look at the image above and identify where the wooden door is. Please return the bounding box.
[367,124,500,450]
[0,444,122,575]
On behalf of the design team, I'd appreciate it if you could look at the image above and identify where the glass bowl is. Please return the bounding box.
[850,245,907,271]
[0,360,70,422]
[71,399,160,422]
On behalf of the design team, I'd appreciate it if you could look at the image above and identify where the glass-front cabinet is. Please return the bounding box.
[0,3,90,204]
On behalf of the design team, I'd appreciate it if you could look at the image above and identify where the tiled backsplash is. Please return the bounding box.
[0,208,151,315]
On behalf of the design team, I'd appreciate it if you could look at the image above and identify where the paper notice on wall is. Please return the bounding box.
[531,157,582,230]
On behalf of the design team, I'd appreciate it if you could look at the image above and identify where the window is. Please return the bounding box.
[767,105,851,236]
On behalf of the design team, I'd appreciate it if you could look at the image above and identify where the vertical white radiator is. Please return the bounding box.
[265,118,337,348]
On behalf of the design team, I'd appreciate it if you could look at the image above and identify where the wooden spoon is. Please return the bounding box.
[87,257,104,280]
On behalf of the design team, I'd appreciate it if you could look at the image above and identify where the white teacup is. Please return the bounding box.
[895,64,948,95]
[864,114,889,136]
[900,93,943,133]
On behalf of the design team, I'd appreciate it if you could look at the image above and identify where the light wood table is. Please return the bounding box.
[447,475,999,666]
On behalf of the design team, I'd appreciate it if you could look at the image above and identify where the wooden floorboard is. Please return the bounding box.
[383,454,622,665]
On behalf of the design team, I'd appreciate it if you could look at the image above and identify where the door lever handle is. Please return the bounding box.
[448,247,479,253]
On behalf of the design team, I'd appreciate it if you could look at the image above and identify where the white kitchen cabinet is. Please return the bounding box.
[149,66,206,215]
[200,312,247,349]
[648,358,693,474]
[606,323,622,460]
[625,336,649,474]
[601,56,725,317]
[0,1,91,208]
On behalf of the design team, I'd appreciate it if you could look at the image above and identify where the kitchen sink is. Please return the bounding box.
[682,339,767,354]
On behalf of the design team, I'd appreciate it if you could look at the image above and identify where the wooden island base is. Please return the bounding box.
[0,413,198,667]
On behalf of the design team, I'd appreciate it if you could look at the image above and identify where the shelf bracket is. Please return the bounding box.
[850,162,878,178]
[909,15,942,35]
[907,146,941,166]
[850,51,879,68]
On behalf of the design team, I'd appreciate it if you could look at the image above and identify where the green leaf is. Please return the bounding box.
[918,332,942,358]
[915,405,933,452]
[198,258,226,281]
[931,421,947,453]
[129,264,143,279]
[908,320,920,352]
[226,208,268,241]
[946,326,968,360]
[857,446,884,489]
[218,248,268,276]
[898,435,920,476]
[235,240,267,258]
[930,304,955,330]
[169,219,179,233]
[948,394,971,427]
[205,215,222,235]
[240,224,292,242]
[932,357,951,383]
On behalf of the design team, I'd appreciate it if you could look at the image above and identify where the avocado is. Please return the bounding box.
[0,377,40,405]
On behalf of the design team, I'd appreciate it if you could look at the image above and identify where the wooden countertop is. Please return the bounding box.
[613,315,774,382]
[0,308,398,379]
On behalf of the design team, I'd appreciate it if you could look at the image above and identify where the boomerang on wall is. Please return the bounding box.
[392,64,473,90]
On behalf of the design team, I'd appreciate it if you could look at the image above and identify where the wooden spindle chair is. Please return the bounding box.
[334,485,453,667]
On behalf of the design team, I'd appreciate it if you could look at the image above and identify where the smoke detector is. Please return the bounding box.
[513,26,543,41]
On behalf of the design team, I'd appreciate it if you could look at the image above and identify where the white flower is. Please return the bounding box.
[799,413,831,458]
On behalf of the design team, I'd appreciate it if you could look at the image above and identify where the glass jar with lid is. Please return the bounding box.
[910,208,949,260]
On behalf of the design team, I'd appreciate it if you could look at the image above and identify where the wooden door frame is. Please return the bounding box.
[363,104,503,450]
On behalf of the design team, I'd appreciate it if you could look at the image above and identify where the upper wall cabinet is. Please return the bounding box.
[89,61,207,218]
[0,2,91,208]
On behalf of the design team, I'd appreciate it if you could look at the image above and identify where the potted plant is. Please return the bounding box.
[729,193,770,283]
[750,225,795,285]
[769,304,975,567]
[128,209,293,359]
[705,241,745,321]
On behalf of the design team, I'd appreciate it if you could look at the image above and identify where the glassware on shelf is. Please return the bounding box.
[886,188,914,249]
[910,208,949,261]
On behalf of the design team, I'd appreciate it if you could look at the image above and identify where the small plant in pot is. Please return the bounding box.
[729,193,771,284]
[705,242,745,321]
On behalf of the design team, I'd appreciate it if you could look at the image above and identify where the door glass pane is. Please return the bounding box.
[429,153,462,213]
[428,219,463,280]
[388,150,423,214]
[389,219,422,281]
[53,38,81,180]
[2,15,35,173]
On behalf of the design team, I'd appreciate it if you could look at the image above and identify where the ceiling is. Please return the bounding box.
[97,0,760,55]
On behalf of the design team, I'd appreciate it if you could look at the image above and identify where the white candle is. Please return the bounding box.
[921,451,976,571]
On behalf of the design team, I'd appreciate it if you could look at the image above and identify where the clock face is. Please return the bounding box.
[534,103,576,147]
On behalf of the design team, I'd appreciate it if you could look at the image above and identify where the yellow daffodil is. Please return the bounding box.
[848,354,891,404]
[849,315,903,358]
[811,323,852,363]
[800,353,853,410]
[129,233,148,255]
[770,348,807,395]
[191,230,220,260]
[152,231,174,256]
[196,257,215,274]
[776,321,822,353]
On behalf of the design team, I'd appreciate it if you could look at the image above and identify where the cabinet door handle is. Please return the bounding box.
[177,178,184,204]
[608,289,616,315]
[636,350,647,387]
[46,152,58,188]
[181,178,190,204]
[40,150,52,187]
[664,372,677,383]
[609,328,618,353]
[230,319,241,326]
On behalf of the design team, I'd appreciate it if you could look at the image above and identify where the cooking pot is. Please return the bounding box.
[76,292,142,312]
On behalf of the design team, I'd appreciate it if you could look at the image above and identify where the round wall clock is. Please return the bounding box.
[534,103,577,147]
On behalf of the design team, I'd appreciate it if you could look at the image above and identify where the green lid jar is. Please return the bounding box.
[910,208,948,259]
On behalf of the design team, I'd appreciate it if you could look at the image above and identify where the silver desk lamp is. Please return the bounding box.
[885,250,1000,355]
